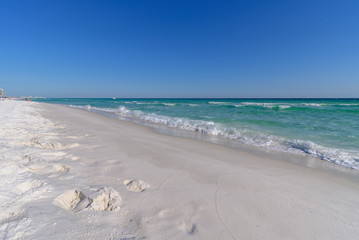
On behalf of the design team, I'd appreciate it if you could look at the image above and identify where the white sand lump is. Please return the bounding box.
[123,179,150,192]
[53,190,92,212]
[89,187,122,211]
[53,164,69,173]
[53,187,122,212]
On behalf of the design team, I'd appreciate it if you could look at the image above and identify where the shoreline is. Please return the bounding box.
[52,98,359,171]
[66,102,359,182]
[2,100,359,239]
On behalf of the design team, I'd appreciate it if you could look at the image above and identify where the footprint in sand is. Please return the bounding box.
[123,179,150,192]
[180,220,197,234]
[157,207,198,235]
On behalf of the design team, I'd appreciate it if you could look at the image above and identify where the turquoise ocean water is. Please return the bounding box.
[34,98,359,169]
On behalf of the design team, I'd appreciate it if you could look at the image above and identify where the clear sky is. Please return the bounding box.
[1,0,358,98]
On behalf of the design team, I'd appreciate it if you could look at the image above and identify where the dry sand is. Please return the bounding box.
[1,100,359,240]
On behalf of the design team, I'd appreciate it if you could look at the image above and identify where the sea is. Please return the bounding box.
[33,98,359,170]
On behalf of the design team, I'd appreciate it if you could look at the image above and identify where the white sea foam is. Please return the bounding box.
[208,101,241,107]
[279,105,291,109]
[211,101,292,109]
[208,101,229,105]
[208,102,244,108]
[241,102,276,108]
[337,103,359,106]
[124,101,155,105]
[284,140,359,169]
[303,103,323,107]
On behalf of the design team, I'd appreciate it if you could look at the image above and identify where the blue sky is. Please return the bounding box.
[1,0,358,98]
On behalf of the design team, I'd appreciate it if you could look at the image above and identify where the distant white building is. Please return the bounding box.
[0,88,5,98]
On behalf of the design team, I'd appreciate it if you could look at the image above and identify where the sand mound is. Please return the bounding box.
[41,151,66,157]
[89,187,122,211]
[27,138,62,149]
[0,206,25,224]
[60,143,80,149]
[123,179,150,192]
[54,164,69,173]
[54,187,121,212]
[27,163,69,175]
[13,180,43,194]
[27,163,48,173]
[53,190,92,212]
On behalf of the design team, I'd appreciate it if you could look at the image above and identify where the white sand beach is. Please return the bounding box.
[1,100,359,240]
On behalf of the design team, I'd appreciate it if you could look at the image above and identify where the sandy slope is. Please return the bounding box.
[1,100,359,240]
